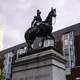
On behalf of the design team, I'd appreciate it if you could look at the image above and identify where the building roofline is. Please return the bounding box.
[0,42,27,56]
[53,23,80,34]
[53,23,80,41]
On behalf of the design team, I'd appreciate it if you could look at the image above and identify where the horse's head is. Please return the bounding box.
[51,7,56,18]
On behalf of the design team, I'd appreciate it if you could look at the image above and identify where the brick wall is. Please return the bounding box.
[66,67,80,80]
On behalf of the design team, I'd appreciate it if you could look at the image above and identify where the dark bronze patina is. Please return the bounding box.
[25,8,56,52]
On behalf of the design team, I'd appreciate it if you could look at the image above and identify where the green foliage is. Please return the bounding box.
[0,72,5,80]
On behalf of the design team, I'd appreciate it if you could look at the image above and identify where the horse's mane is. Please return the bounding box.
[44,10,53,25]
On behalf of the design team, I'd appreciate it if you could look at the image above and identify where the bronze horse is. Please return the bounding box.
[25,8,56,52]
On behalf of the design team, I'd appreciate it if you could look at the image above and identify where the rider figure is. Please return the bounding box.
[31,9,42,27]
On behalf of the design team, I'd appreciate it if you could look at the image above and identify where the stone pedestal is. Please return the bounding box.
[12,47,66,80]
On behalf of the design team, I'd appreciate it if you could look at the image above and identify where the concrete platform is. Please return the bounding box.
[12,47,66,80]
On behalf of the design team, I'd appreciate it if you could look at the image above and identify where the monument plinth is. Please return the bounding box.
[12,47,66,80]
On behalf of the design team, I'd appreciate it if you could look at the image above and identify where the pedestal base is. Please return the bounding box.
[12,47,66,80]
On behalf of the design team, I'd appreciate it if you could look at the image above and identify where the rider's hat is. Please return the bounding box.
[37,9,41,14]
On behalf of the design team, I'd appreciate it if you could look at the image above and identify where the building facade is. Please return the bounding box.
[53,23,80,80]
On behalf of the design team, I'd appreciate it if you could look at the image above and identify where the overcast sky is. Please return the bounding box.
[0,0,80,50]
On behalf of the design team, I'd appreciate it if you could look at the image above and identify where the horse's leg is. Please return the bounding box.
[24,33,32,53]
[26,39,35,52]
[25,39,30,52]
[49,33,56,47]
[30,36,36,48]
[41,37,45,47]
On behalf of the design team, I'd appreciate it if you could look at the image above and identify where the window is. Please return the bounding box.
[44,40,54,47]
[64,39,68,45]
[62,31,75,69]
[17,47,27,55]
[3,52,13,79]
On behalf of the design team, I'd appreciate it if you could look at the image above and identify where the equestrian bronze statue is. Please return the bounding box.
[24,7,56,52]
